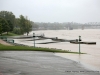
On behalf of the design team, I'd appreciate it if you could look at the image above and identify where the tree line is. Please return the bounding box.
[34,22,84,30]
[34,22,100,30]
[0,11,33,36]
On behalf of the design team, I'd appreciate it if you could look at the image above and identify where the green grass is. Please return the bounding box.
[0,44,85,54]
[2,32,19,36]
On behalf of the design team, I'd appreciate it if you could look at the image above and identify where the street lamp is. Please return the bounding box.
[33,33,35,47]
[79,36,81,54]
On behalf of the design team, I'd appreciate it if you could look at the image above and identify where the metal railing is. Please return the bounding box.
[0,36,14,43]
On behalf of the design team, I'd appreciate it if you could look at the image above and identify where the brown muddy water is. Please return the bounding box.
[14,29,100,71]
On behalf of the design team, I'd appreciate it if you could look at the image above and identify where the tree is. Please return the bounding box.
[0,11,15,31]
[13,15,32,35]
[0,23,2,35]
[19,15,26,34]
[25,19,32,36]
[7,20,13,32]
[19,15,32,35]
[0,18,10,35]
[0,11,33,35]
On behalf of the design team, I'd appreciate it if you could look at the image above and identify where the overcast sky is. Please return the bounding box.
[0,0,100,23]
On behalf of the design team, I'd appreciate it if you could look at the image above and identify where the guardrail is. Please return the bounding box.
[0,36,7,40]
[0,36,14,43]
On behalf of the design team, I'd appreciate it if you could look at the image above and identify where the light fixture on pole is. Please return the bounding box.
[33,33,35,47]
[79,36,81,54]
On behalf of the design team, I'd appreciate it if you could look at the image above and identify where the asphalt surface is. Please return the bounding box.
[0,51,100,75]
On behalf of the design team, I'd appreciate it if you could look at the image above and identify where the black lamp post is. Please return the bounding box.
[33,33,35,47]
[79,36,81,54]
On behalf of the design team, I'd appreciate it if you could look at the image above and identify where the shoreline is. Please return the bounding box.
[4,39,100,71]
[0,39,100,72]
[0,39,82,53]
[1,29,100,72]
[55,53,100,71]
[13,38,100,71]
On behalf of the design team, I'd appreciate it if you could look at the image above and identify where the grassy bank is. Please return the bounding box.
[1,32,19,36]
[0,44,85,54]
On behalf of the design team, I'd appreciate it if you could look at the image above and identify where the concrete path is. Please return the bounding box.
[0,39,13,46]
[0,51,99,75]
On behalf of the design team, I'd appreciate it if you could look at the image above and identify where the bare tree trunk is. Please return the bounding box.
[27,33,28,36]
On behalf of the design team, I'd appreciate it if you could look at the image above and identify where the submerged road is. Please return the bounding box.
[0,51,99,75]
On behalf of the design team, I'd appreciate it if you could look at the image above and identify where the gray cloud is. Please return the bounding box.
[0,0,100,23]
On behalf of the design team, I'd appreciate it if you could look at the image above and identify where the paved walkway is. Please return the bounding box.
[0,39,13,46]
[0,51,99,75]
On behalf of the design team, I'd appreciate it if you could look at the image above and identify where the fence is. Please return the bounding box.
[0,36,14,43]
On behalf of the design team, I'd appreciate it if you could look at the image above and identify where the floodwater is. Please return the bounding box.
[14,29,100,71]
